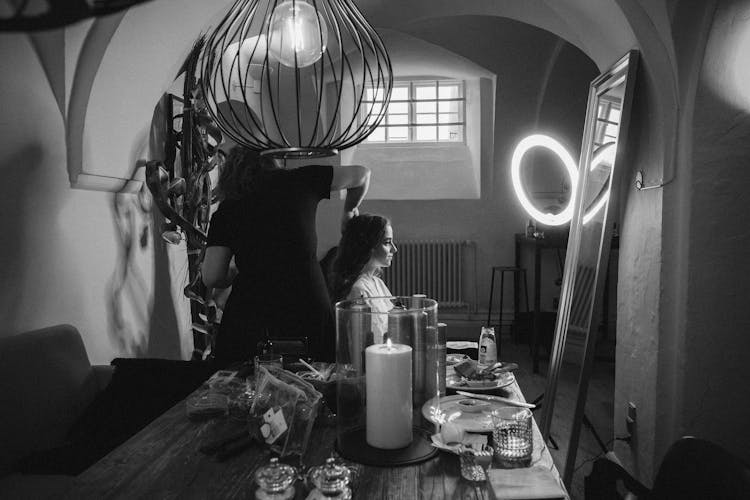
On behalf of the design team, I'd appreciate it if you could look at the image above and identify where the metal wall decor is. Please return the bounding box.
[145,38,226,358]
[200,0,393,158]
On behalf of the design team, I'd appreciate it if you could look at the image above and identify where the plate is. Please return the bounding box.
[422,395,513,433]
[446,371,515,392]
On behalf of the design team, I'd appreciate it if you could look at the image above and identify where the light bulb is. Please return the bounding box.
[267,0,328,68]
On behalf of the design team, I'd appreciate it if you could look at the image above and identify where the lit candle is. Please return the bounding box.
[365,339,413,449]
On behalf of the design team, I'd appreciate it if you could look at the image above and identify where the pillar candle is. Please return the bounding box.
[365,341,413,449]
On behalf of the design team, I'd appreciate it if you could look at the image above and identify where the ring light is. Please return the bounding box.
[582,142,616,224]
[511,134,578,226]
[512,135,616,226]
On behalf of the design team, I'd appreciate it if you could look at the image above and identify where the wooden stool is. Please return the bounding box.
[487,266,530,346]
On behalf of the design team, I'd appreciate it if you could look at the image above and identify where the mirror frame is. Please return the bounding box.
[539,49,640,487]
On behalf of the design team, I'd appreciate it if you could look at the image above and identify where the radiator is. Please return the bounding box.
[382,240,471,307]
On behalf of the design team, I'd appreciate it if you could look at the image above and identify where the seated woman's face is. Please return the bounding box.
[369,223,397,268]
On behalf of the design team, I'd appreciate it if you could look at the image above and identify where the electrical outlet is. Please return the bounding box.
[626,402,637,433]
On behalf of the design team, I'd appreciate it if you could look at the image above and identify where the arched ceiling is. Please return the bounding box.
[354,0,638,70]
[15,0,677,188]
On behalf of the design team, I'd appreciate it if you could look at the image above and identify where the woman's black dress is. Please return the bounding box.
[206,165,335,366]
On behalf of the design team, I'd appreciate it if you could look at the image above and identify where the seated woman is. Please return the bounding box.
[328,213,398,342]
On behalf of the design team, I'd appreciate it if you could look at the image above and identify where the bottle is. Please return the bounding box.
[478,326,497,368]
[526,219,535,238]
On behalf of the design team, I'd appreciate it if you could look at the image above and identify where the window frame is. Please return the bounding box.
[361,79,466,145]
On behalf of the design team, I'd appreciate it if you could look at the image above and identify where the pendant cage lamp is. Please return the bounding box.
[200,0,393,159]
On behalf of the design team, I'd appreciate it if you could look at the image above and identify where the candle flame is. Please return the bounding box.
[386,338,393,349]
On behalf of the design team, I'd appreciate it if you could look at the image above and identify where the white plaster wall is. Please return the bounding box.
[0,0,235,363]
[613,74,664,477]
[683,0,750,464]
[0,31,154,363]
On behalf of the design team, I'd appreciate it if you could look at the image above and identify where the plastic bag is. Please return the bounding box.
[250,366,322,457]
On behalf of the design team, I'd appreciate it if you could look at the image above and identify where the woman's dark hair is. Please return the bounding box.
[217,146,276,201]
[329,213,390,302]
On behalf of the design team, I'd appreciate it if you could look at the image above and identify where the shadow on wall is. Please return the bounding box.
[0,144,44,330]
[107,165,184,359]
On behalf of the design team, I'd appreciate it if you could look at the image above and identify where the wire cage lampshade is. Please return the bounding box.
[200,0,393,159]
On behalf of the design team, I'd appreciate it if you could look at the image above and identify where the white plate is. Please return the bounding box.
[422,394,513,433]
[446,371,515,392]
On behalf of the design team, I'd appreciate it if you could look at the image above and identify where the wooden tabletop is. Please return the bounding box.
[66,378,567,499]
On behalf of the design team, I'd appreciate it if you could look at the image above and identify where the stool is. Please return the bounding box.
[486,266,530,344]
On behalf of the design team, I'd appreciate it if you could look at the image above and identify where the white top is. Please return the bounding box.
[347,274,393,343]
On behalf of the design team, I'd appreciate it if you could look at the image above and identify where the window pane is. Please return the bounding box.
[438,125,463,141]
[362,100,380,118]
[368,86,387,102]
[362,79,465,144]
[388,126,409,141]
[391,86,409,100]
[389,114,408,125]
[439,113,459,124]
[415,84,437,100]
[416,101,436,114]
[415,125,437,141]
[438,101,458,114]
[366,128,385,142]
[438,84,461,99]
[389,102,408,114]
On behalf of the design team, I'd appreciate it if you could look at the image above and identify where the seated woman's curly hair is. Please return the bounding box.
[328,214,390,302]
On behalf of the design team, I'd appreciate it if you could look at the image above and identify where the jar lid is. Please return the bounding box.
[307,458,351,495]
[255,458,297,493]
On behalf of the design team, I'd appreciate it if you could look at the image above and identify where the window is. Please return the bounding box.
[362,80,465,143]
[594,96,621,148]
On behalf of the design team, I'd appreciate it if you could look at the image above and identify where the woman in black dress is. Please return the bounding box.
[201,147,370,367]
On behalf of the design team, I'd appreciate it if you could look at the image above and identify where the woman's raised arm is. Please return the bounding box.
[331,165,371,232]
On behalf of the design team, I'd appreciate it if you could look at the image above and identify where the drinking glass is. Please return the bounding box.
[491,407,533,467]
[254,353,283,372]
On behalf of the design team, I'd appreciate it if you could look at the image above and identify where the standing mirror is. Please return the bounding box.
[539,50,639,487]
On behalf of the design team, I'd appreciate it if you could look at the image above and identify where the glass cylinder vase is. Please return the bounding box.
[334,296,442,466]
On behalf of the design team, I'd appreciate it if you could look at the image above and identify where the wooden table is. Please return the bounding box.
[66,379,567,499]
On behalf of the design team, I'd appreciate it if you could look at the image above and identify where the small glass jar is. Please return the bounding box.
[306,457,352,499]
[254,457,297,500]
[459,446,494,482]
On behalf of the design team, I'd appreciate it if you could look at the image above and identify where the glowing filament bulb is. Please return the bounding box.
[268,0,328,67]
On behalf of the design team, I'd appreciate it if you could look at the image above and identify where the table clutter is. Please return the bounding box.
[67,299,568,499]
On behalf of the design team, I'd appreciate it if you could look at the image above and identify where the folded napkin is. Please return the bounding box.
[489,465,568,499]
[447,341,478,350]
[430,431,488,455]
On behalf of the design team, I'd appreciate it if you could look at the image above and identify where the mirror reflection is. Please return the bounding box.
[540,50,639,488]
